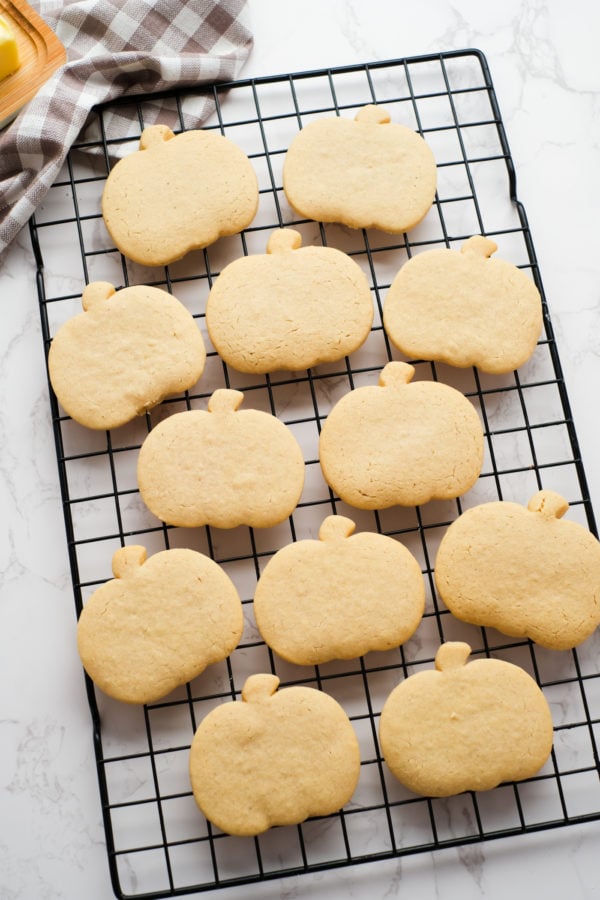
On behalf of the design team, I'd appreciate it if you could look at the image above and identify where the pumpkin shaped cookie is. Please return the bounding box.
[189,673,360,835]
[102,124,258,266]
[383,236,543,374]
[379,642,553,797]
[137,389,305,529]
[318,361,484,509]
[77,546,243,704]
[47,281,206,430]
[205,228,373,373]
[283,105,437,233]
[434,490,600,650]
[254,515,425,665]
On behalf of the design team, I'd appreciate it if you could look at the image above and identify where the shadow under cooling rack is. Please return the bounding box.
[32,49,600,899]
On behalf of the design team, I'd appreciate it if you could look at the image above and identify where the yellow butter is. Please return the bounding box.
[0,16,19,82]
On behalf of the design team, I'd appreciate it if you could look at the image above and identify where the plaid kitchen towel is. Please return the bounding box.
[0,0,253,257]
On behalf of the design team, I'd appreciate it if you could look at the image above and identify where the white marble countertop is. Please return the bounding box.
[2,0,599,897]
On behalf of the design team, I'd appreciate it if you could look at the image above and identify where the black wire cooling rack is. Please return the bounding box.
[32,49,600,899]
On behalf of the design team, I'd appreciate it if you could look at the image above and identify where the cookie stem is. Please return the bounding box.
[435,642,471,671]
[81,282,116,311]
[318,515,356,541]
[354,105,391,125]
[207,388,245,414]
[139,124,175,150]
[460,235,498,258]
[112,545,147,579]
[242,673,280,703]
[378,360,415,388]
[527,489,569,519]
[266,228,302,253]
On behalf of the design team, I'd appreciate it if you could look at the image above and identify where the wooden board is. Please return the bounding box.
[0,0,66,128]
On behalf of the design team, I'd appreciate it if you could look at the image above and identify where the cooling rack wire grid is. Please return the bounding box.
[31,49,600,899]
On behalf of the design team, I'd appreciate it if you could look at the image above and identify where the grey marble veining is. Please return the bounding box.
[1,1,600,898]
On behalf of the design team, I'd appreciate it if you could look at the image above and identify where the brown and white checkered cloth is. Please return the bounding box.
[0,0,253,256]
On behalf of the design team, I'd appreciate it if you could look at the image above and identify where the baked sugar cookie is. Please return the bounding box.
[137,389,305,529]
[205,228,373,373]
[77,546,243,705]
[434,490,600,650]
[254,515,425,664]
[383,236,543,374]
[48,281,206,430]
[318,361,484,509]
[102,124,258,266]
[189,673,360,835]
[283,105,437,233]
[379,642,553,796]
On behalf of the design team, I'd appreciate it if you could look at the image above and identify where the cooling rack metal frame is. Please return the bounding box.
[32,49,600,899]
